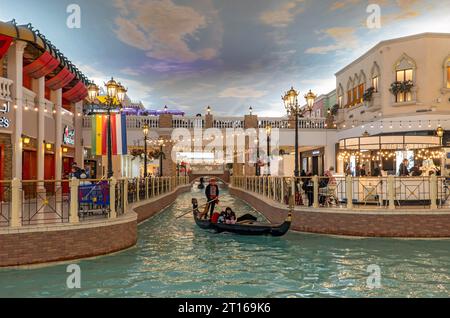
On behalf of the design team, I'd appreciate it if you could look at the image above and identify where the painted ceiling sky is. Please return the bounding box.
[1,0,450,116]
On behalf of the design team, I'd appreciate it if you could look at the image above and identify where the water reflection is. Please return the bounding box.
[1,187,450,297]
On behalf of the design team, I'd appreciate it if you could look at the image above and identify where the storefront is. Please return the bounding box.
[300,148,324,176]
[337,134,443,176]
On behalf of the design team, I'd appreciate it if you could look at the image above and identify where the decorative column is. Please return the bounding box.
[74,101,84,169]
[313,175,319,208]
[32,76,46,186]
[388,175,395,210]
[69,177,80,224]
[346,175,353,210]
[51,89,63,180]
[7,40,27,179]
[109,177,117,219]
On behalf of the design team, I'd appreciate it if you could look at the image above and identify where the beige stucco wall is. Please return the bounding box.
[336,33,450,126]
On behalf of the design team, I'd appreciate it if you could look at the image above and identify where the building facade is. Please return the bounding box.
[0,21,88,184]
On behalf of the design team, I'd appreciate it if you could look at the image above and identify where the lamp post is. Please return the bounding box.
[255,136,260,176]
[283,87,300,177]
[87,78,127,178]
[142,124,149,178]
[304,90,317,118]
[266,124,272,176]
[437,126,445,146]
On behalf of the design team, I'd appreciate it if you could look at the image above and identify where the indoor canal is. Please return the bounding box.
[1,185,450,298]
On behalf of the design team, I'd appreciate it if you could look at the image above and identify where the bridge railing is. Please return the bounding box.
[0,176,190,228]
[231,175,447,210]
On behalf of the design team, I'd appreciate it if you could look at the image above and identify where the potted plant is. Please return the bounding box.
[363,87,376,102]
[390,80,414,96]
[330,103,339,116]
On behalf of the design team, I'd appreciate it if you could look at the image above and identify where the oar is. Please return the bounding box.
[176,198,218,220]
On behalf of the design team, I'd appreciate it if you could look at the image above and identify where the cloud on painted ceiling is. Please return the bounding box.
[218,86,268,99]
[113,0,222,63]
[305,27,358,54]
[259,0,305,28]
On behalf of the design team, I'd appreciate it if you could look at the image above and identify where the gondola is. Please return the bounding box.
[191,199,291,237]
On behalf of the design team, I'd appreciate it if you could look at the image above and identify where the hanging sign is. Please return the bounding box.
[0,101,10,128]
[63,125,75,145]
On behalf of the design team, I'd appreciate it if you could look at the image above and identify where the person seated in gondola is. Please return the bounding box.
[217,211,227,224]
[225,207,237,225]
[211,210,221,224]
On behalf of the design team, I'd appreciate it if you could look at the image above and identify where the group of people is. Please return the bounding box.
[68,163,91,184]
[203,178,237,224]
[211,207,237,225]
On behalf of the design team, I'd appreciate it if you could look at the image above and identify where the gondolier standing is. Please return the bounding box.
[205,178,220,220]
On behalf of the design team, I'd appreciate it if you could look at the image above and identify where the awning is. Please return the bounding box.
[63,81,87,103]
[339,135,441,151]
[46,68,75,90]
[23,51,60,78]
[0,34,13,59]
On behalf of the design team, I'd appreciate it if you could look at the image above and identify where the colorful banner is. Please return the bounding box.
[91,114,128,156]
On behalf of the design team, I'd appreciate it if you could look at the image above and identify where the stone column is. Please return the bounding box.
[244,115,258,176]
[32,77,46,184]
[159,114,173,129]
[7,40,27,179]
[51,89,63,180]
[205,114,213,129]
[74,101,84,169]
[324,141,336,172]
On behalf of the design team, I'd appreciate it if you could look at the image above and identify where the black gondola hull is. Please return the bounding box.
[193,211,291,237]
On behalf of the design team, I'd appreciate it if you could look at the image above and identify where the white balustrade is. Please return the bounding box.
[0,77,13,102]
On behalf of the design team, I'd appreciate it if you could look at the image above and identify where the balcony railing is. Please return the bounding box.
[83,115,331,130]
[0,176,189,228]
[0,77,13,102]
[231,175,449,210]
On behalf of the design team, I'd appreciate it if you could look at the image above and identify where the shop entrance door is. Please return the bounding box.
[44,154,55,193]
[0,145,3,201]
[22,150,37,198]
[312,156,319,176]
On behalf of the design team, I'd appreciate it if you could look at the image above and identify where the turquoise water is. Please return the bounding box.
[1,186,450,298]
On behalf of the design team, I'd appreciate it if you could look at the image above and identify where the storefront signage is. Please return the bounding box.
[63,126,75,145]
[0,102,10,128]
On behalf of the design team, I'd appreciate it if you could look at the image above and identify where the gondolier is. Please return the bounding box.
[205,178,219,219]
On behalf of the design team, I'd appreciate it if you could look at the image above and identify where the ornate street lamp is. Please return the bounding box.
[283,87,300,177]
[266,124,272,176]
[87,77,127,178]
[304,90,317,118]
[437,126,445,146]
[142,124,149,178]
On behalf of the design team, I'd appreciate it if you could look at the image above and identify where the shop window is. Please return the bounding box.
[338,95,343,108]
[352,87,357,105]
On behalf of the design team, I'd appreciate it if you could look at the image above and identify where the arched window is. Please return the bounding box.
[346,77,354,107]
[357,71,367,103]
[444,55,450,89]
[371,62,380,92]
[352,74,359,106]
[394,54,416,103]
[337,84,344,108]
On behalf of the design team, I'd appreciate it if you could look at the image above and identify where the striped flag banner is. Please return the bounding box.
[91,114,128,156]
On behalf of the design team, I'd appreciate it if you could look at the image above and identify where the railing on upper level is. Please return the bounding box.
[83,115,331,130]
[0,77,13,102]
[213,118,244,129]
[173,117,204,129]
[231,175,450,211]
